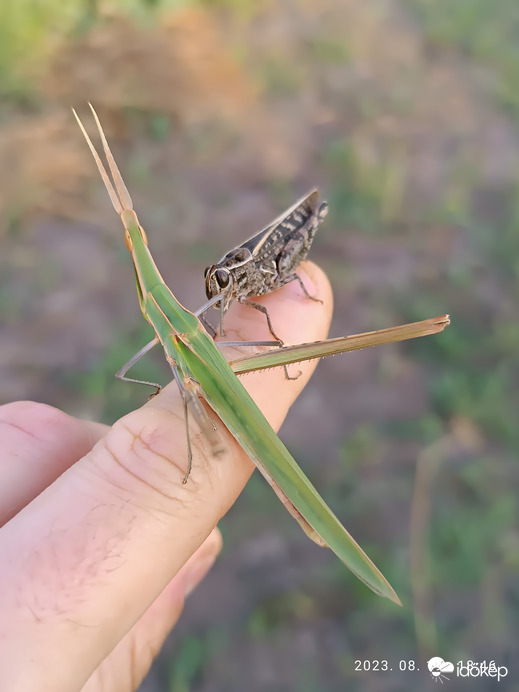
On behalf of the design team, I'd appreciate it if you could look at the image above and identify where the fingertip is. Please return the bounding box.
[0,402,108,524]
[298,260,334,313]
[221,260,333,346]
[254,259,332,347]
[282,260,333,343]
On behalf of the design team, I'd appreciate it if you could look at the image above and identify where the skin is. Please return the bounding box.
[0,263,332,692]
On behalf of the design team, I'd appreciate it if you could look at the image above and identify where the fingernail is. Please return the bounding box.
[297,264,318,298]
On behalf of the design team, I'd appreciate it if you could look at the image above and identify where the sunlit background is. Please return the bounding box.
[1,1,518,690]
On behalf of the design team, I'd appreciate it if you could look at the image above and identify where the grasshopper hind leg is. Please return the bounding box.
[171,366,194,484]
[171,365,226,484]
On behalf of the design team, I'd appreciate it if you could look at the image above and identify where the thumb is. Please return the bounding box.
[81,528,222,692]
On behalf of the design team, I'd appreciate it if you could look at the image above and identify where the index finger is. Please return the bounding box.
[0,261,332,692]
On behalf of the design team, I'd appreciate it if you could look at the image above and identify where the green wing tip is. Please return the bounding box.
[355,565,402,605]
[387,586,403,606]
[375,578,402,606]
[364,579,401,606]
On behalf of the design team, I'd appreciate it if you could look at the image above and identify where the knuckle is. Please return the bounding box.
[88,409,194,509]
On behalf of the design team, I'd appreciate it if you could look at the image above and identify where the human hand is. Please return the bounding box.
[0,261,332,692]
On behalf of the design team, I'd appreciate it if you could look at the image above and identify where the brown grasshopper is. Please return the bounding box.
[203,189,328,343]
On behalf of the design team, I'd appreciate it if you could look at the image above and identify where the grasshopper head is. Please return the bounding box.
[204,265,234,303]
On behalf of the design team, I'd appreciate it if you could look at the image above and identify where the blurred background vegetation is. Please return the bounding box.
[1,0,518,690]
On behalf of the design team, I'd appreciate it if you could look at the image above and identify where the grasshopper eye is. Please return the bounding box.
[317,202,328,221]
[215,269,230,289]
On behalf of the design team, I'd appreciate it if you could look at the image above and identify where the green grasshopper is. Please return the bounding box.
[73,105,447,604]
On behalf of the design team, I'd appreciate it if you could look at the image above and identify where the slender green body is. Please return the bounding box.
[74,106,400,604]
[125,209,397,601]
